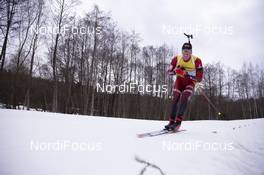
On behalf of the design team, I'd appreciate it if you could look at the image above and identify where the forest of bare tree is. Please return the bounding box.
[0,0,263,120]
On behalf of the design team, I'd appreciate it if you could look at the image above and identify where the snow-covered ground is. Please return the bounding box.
[0,109,263,175]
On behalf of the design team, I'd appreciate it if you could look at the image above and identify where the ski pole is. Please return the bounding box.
[196,86,222,119]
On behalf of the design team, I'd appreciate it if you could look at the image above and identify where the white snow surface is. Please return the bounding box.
[0,109,264,175]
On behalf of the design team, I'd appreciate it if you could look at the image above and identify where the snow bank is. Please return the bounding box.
[0,109,263,175]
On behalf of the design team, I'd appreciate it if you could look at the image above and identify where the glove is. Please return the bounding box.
[176,68,199,81]
[175,68,187,77]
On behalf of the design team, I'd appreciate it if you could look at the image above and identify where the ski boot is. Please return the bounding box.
[166,116,182,131]
[164,120,175,130]
[168,121,181,131]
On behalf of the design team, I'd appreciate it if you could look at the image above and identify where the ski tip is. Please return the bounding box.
[136,134,145,138]
[136,135,142,138]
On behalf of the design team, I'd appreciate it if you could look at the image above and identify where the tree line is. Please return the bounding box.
[0,0,263,120]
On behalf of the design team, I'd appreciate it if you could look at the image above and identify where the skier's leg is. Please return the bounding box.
[169,85,194,131]
[169,78,183,121]
[169,88,181,121]
[177,85,194,119]
[165,79,182,130]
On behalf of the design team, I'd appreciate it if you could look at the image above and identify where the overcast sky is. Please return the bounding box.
[76,0,264,69]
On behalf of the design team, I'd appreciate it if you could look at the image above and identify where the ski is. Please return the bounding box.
[137,129,186,138]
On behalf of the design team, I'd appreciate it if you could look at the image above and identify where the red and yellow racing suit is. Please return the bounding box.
[168,54,203,122]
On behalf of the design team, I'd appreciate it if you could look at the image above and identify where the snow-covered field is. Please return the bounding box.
[0,109,264,175]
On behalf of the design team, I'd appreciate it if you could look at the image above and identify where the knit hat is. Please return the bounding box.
[182,43,192,50]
